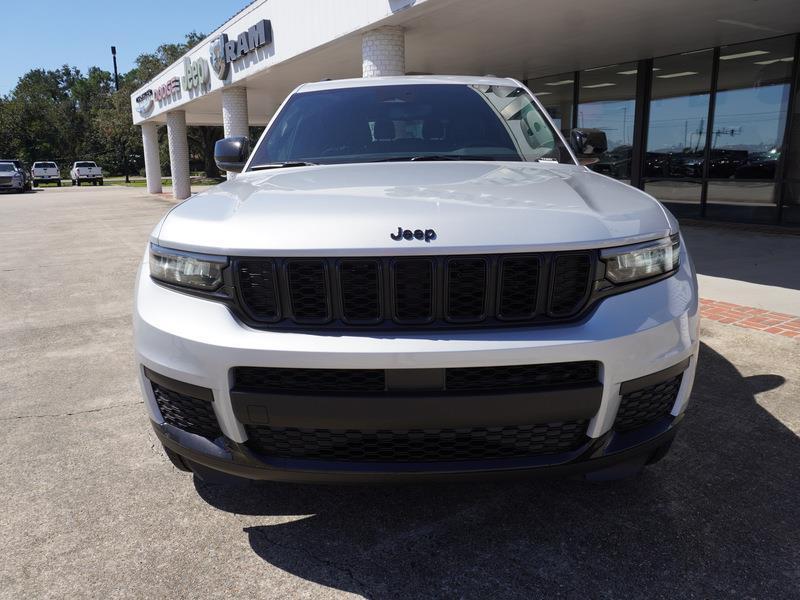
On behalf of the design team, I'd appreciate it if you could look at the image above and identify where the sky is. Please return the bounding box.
[0,0,248,95]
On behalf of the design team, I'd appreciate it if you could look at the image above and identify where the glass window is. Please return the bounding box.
[578,62,639,182]
[249,84,573,167]
[708,35,794,212]
[646,49,714,185]
[526,72,574,136]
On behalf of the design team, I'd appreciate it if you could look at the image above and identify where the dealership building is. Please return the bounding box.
[131,0,800,226]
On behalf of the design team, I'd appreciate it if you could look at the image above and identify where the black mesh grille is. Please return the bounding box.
[233,252,595,329]
[245,421,588,462]
[234,367,386,393]
[340,260,381,323]
[614,374,683,431]
[237,260,279,321]
[393,259,434,323]
[152,383,222,440]
[446,361,599,392]
[498,256,540,320]
[287,260,330,322]
[549,253,592,317]
[446,258,487,321]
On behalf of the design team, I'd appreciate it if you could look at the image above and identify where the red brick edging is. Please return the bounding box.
[700,298,800,338]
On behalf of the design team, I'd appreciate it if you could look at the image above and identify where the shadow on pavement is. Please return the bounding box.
[195,342,797,598]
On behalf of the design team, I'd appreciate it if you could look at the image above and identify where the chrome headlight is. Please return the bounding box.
[149,244,227,290]
[601,234,680,284]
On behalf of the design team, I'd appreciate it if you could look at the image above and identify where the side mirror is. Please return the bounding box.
[215,136,250,173]
[570,128,608,157]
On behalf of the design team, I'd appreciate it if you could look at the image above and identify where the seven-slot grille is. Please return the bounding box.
[233,253,595,329]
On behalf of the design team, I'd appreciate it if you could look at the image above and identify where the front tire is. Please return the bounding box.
[57,180,62,187]
[75,179,81,186]
[99,179,104,186]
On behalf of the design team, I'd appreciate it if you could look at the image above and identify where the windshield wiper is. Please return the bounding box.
[249,161,317,171]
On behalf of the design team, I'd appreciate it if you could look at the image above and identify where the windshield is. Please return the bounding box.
[247,83,573,168]
[0,163,15,172]
[76,162,96,168]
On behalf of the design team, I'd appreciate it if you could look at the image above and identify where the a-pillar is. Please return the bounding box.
[140,121,162,194]
[362,26,405,77]
[166,110,191,200]
[222,87,249,180]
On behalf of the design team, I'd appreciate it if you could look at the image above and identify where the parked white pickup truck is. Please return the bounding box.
[70,161,103,186]
[31,161,61,187]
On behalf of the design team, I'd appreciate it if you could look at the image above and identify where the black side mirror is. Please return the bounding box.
[570,128,608,156]
[215,136,250,173]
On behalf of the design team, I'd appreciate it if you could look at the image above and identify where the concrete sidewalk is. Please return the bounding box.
[682,225,800,317]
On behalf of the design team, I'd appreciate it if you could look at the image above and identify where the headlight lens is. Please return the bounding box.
[601,234,680,284]
[149,244,227,290]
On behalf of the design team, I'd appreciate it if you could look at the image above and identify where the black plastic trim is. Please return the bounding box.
[230,384,603,429]
[619,357,691,395]
[143,366,214,402]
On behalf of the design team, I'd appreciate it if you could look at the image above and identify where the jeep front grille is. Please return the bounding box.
[233,252,596,330]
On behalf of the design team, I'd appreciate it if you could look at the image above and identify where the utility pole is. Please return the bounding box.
[111,46,129,183]
[111,46,120,91]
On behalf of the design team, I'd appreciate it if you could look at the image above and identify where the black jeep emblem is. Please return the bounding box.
[391,227,436,242]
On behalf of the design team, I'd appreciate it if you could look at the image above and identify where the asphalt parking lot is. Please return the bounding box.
[1,186,799,599]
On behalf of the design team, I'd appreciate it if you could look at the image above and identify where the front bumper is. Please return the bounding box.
[134,248,700,481]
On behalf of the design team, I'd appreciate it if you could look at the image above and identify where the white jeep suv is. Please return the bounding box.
[134,76,699,483]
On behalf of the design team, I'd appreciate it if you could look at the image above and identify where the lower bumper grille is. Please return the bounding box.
[245,421,589,462]
[147,370,222,440]
[614,374,683,432]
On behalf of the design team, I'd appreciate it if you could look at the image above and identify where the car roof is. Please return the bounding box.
[297,75,520,93]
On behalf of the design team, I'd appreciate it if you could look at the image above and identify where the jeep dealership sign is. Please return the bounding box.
[181,57,210,91]
[209,19,272,80]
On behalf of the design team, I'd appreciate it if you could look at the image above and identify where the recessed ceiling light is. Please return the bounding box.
[545,79,574,86]
[680,49,713,56]
[657,71,699,79]
[534,91,552,96]
[617,69,638,75]
[754,56,796,65]
[716,19,782,33]
[582,83,616,88]
[584,65,619,72]
[720,50,769,60]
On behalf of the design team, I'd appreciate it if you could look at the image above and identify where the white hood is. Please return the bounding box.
[155,162,674,256]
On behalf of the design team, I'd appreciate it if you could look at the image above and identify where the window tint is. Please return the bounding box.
[249,84,571,167]
[76,162,96,167]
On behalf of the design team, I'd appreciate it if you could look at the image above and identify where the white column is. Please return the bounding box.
[141,122,162,194]
[222,87,249,180]
[166,110,191,201]
[362,26,405,77]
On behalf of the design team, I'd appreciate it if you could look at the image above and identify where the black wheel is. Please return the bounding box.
[92,180,97,186]
[76,179,81,186]
[57,180,61,187]
[99,179,104,186]
[32,180,38,187]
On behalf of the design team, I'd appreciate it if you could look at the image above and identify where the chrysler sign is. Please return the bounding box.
[135,89,154,115]
[209,19,272,80]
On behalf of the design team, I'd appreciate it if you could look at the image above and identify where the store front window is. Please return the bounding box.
[707,36,795,221]
[644,49,714,215]
[526,33,799,225]
[577,62,638,182]
[526,72,574,136]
